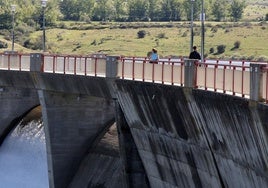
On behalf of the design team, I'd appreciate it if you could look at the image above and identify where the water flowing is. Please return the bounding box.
[0,120,48,188]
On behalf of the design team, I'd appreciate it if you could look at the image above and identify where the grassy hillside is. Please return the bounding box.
[26,21,267,61]
[0,0,267,61]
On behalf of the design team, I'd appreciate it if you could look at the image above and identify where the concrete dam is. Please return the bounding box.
[0,53,268,187]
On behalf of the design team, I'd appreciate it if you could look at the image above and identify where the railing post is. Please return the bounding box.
[250,63,263,101]
[4,51,18,70]
[106,55,120,78]
[184,59,197,87]
[30,53,44,72]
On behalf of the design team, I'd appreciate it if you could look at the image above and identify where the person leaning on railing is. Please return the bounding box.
[149,48,159,64]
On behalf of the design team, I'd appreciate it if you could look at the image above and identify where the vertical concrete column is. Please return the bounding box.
[38,90,115,188]
[250,63,263,101]
[106,56,120,78]
[184,59,197,87]
[30,53,43,72]
[115,100,150,188]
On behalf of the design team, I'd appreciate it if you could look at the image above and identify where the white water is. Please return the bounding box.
[0,120,48,188]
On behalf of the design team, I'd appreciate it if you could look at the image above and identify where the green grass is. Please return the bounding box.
[41,22,268,61]
[1,21,267,61]
[243,4,268,21]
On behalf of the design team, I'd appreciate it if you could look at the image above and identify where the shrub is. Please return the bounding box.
[211,26,218,33]
[157,33,166,39]
[137,30,146,38]
[23,35,43,50]
[217,45,226,54]
[209,47,214,54]
[225,29,230,33]
[0,41,8,48]
[182,31,187,37]
[234,41,241,49]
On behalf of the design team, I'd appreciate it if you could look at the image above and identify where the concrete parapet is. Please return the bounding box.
[250,63,264,101]
[106,56,120,78]
[184,59,197,87]
[30,53,44,72]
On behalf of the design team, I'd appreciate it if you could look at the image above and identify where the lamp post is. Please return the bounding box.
[11,5,16,52]
[190,0,195,54]
[201,0,205,63]
[41,0,47,52]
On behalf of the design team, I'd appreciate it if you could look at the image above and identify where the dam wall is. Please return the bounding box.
[1,67,268,187]
[0,71,40,145]
[0,70,117,188]
[115,79,268,188]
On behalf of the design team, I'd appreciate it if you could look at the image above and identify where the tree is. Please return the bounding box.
[60,0,94,21]
[229,0,246,22]
[159,0,182,21]
[147,0,161,21]
[183,0,201,21]
[113,0,128,21]
[211,0,228,21]
[128,0,149,21]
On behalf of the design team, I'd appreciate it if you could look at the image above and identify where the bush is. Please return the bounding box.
[0,41,8,48]
[157,33,166,39]
[23,35,43,50]
[211,26,218,33]
[182,31,187,37]
[137,30,146,38]
[209,47,214,54]
[217,45,226,54]
[234,41,241,49]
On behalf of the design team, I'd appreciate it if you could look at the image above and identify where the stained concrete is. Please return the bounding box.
[38,90,115,188]
[115,79,268,188]
[1,69,268,188]
[0,86,39,145]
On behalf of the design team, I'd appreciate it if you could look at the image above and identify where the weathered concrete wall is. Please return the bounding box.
[1,68,268,188]
[38,90,115,188]
[69,124,124,188]
[0,86,39,145]
[115,80,268,188]
[0,70,40,145]
[0,70,118,188]
[115,101,150,188]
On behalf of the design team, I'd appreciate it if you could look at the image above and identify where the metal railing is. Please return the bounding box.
[42,54,106,76]
[0,52,267,103]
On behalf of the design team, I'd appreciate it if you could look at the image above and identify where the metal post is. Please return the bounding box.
[201,0,205,63]
[43,7,45,52]
[190,0,195,53]
[11,5,16,52]
[41,0,47,52]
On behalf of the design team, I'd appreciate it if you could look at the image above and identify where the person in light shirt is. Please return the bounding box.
[149,48,159,64]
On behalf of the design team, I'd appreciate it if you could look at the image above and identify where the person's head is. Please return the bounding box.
[152,48,157,53]
[193,46,197,51]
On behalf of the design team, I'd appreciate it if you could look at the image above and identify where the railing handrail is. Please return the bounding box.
[0,53,267,103]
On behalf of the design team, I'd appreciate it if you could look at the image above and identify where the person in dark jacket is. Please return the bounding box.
[189,46,201,60]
